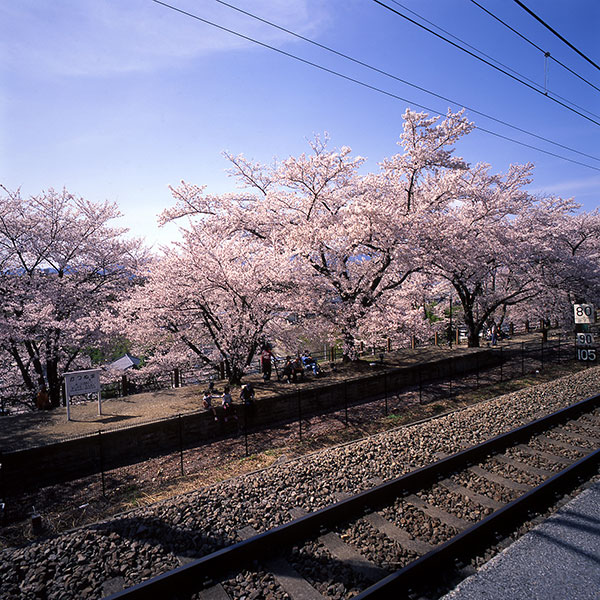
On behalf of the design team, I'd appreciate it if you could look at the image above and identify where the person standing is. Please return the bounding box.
[491,322,498,346]
[260,344,274,381]
[36,384,50,410]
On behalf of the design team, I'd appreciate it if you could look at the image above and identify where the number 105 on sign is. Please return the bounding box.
[577,348,596,362]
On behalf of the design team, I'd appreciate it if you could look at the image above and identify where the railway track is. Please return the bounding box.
[107,394,600,600]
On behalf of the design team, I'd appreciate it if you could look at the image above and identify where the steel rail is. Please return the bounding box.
[356,446,600,599]
[106,393,600,600]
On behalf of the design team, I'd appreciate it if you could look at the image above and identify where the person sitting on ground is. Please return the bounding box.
[301,351,321,376]
[240,383,255,406]
[291,356,304,382]
[203,389,218,421]
[240,383,255,417]
[222,386,238,422]
[281,356,294,383]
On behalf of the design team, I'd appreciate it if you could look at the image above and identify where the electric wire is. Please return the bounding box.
[393,0,600,114]
[470,0,600,95]
[149,0,600,173]
[208,0,599,162]
[512,0,600,72]
[373,0,600,127]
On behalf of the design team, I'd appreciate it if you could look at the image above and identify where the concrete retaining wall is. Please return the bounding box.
[0,350,499,496]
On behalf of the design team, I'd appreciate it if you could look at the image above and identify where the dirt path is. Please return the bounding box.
[1,345,463,450]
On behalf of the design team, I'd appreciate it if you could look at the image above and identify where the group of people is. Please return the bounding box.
[202,381,255,423]
[201,343,323,418]
[260,344,322,383]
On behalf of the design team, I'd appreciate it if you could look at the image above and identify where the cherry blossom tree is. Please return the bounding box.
[418,163,589,346]
[162,109,474,359]
[122,227,294,385]
[0,186,146,408]
[508,204,600,332]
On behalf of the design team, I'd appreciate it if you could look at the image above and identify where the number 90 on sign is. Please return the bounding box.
[577,348,596,362]
[576,333,594,346]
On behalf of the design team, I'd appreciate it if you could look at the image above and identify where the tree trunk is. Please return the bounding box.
[468,331,481,348]
[341,329,360,362]
[46,358,62,408]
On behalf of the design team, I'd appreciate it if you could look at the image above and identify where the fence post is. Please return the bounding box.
[0,451,4,502]
[297,390,302,442]
[244,403,249,458]
[178,414,184,475]
[541,338,544,370]
[411,335,416,349]
[97,431,106,498]
[384,372,388,416]
[434,332,438,346]
[344,380,349,427]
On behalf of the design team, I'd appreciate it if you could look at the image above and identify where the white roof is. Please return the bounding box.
[108,353,141,371]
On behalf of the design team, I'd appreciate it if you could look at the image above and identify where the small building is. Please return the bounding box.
[108,353,141,371]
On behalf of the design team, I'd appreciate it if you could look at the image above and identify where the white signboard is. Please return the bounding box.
[64,369,101,396]
[573,304,595,324]
[63,369,102,421]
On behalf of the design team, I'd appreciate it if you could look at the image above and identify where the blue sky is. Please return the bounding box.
[2,0,599,247]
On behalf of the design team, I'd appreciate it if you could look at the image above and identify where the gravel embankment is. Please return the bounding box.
[1,366,598,600]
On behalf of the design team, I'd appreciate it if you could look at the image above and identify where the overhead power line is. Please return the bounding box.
[209,0,599,163]
[392,0,600,114]
[512,0,600,72]
[470,0,600,95]
[149,0,600,173]
[373,0,600,127]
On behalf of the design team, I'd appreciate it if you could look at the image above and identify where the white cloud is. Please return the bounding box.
[1,0,330,77]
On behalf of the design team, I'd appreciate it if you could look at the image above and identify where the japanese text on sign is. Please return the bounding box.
[64,369,101,396]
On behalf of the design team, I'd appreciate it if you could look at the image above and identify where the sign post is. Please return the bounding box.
[63,369,102,421]
[574,304,596,363]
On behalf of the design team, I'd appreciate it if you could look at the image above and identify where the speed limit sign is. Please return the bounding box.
[574,304,595,324]
[576,333,595,346]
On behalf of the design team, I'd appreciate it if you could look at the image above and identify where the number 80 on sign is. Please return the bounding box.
[573,304,595,324]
